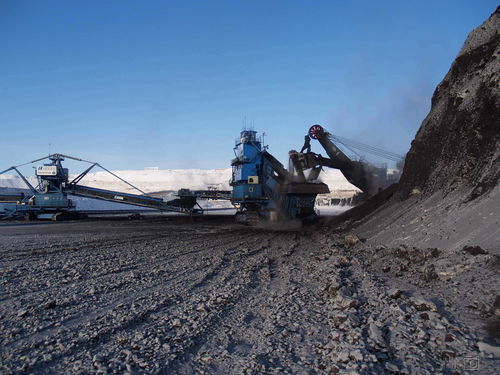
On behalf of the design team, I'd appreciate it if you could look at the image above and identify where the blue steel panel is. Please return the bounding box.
[240,165,258,180]
[232,184,263,200]
[34,193,69,208]
[241,144,260,160]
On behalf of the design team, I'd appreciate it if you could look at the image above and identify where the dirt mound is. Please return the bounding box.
[329,8,500,236]
[398,6,499,200]
[325,9,500,358]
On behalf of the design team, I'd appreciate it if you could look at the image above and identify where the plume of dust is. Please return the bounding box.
[255,218,303,232]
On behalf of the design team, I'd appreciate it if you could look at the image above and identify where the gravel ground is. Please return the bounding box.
[0,217,498,374]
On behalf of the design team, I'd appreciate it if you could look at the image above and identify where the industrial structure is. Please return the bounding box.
[0,125,403,222]
[230,130,329,223]
[0,154,230,220]
[230,125,402,223]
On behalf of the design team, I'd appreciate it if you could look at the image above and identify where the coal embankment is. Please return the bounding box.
[324,6,500,371]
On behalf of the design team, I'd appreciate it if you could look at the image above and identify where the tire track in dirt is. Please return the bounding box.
[1,232,259,347]
[2,230,274,374]
[0,229,256,302]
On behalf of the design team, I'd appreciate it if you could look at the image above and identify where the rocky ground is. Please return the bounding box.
[1,216,498,374]
[1,7,498,375]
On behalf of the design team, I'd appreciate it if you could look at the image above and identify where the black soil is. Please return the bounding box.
[322,7,500,367]
[397,7,500,200]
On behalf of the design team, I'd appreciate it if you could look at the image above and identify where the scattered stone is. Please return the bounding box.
[195,304,207,313]
[171,318,182,327]
[385,362,400,372]
[336,350,350,363]
[421,264,439,281]
[42,300,57,309]
[409,297,437,312]
[329,331,341,341]
[424,247,441,259]
[332,256,351,268]
[419,312,429,320]
[17,309,28,318]
[463,245,488,255]
[388,289,402,299]
[199,355,213,363]
[410,188,421,195]
[396,246,409,257]
[325,280,342,297]
[344,235,360,246]
[440,349,456,359]
[333,294,359,310]
[330,312,349,325]
[368,323,385,347]
[349,349,364,361]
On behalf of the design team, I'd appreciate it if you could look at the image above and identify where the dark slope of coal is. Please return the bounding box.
[322,8,500,362]
[337,7,500,251]
[398,6,499,200]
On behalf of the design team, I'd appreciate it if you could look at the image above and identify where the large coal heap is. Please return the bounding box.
[398,7,499,200]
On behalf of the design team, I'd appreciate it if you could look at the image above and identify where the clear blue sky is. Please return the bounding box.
[0,0,497,172]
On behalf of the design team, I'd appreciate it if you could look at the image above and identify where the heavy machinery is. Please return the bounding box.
[1,126,402,222]
[231,130,329,223]
[0,154,226,220]
[306,124,403,193]
[231,125,403,223]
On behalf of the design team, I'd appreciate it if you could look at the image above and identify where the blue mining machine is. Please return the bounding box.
[231,129,329,223]
[230,125,403,223]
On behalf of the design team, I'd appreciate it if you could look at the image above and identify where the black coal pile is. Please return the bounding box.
[323,8,500,365]
[398,7,499,200]
[334,7,500,252]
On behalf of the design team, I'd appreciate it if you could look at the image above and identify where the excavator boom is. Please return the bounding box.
[306,124,395,196]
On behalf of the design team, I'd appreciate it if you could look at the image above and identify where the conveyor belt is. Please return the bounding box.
[0,194,24,203]
[67,184,196,213]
